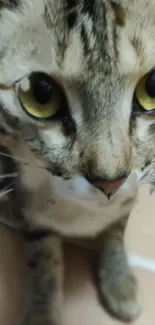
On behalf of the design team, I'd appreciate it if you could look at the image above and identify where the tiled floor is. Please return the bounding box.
[0,185,155,325]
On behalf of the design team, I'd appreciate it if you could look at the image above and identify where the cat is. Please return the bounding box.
[0,0,155,324]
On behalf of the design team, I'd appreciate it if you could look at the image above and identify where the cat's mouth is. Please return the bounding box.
[51,172,138,213]
[47,165,134,200]
[86,175,128,200]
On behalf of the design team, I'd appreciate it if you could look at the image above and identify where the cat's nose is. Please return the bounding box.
[93,177,127,199]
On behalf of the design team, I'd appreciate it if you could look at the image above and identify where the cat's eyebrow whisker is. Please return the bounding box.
[0,172,18,179]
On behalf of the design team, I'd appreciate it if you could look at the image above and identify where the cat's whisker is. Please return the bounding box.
[0,180,16,190]
[0,172,18,179]
[0,188,13,198]
[0,151,46,170]
[0,177,17,198]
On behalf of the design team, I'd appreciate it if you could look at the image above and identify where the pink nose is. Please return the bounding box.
[94,177,126,198]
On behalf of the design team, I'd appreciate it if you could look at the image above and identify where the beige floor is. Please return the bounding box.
[0,185,154,325]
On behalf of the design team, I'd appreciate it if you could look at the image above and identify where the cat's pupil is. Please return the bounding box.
[33,79,53,105]
[145,70,155,98]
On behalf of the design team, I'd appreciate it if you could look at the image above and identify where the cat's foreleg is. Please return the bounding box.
[17,231,63,325]
[95,216,142,322]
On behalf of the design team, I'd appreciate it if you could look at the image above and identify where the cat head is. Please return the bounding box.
[0,0,155,197]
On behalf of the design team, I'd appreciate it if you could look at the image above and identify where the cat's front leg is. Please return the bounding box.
[17,231,63,325]
[95,216,142,322]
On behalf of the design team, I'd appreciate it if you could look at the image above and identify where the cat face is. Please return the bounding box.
[0,0,155,193]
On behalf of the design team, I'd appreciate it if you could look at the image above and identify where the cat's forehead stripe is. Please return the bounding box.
[0,0,20,9]
[111,1,126,27]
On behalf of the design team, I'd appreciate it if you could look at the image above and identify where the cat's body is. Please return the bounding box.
[0,134,140,325]
[0,0,155,324]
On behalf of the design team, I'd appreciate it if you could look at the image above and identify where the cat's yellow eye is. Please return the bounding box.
[135,70,155,111]
[18,73,63,119]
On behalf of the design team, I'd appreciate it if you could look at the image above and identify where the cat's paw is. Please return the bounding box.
[98,272,142,322]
